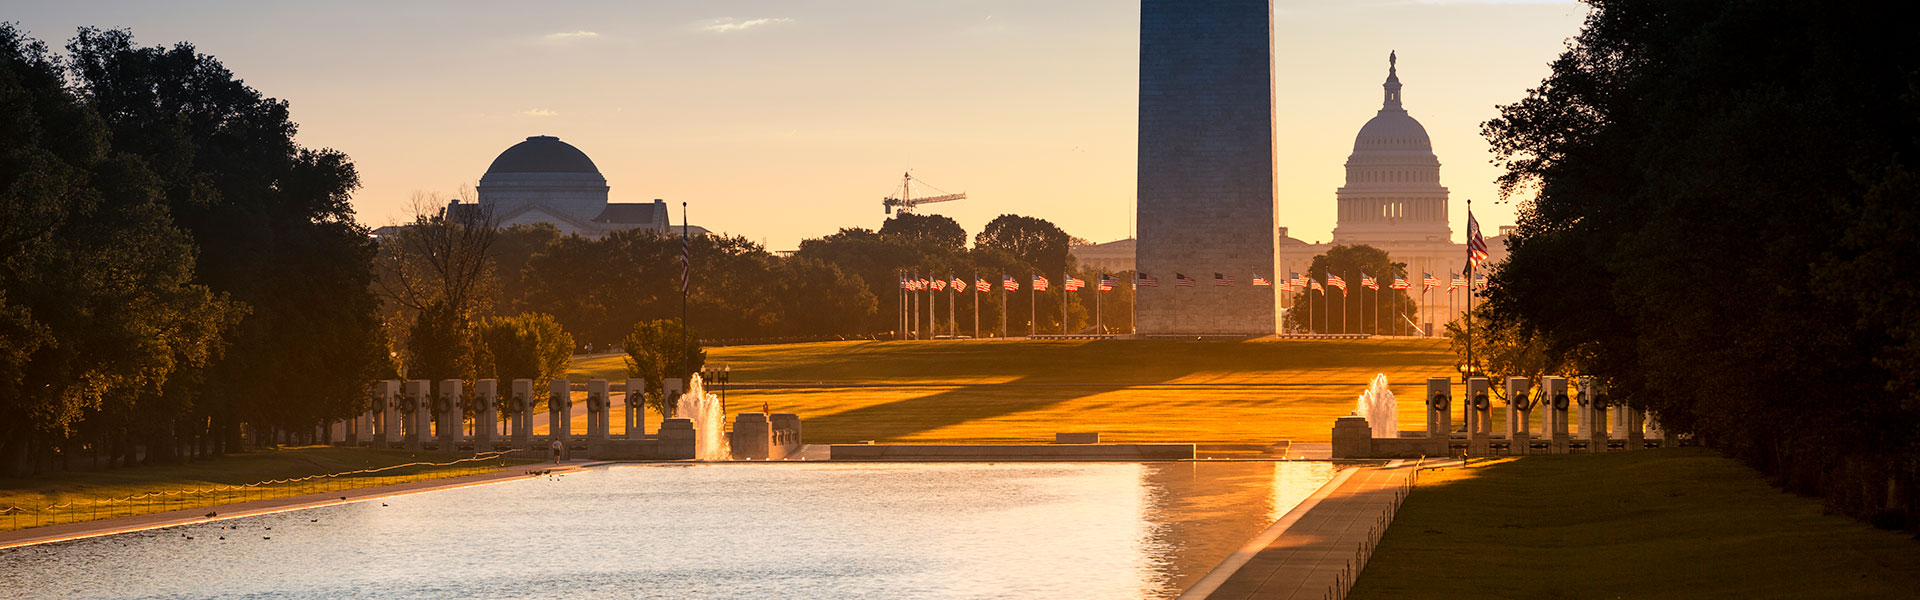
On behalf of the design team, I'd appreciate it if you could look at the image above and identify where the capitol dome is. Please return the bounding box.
[1332,52,1451,244]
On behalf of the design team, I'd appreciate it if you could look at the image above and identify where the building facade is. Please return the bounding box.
[1133,0,1279,336]
[456,135,703,238]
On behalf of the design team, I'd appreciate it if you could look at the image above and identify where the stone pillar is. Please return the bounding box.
[1544,376,1570,453]
[769,412,802,460]
[1611,399,1630,446]
[586,379,610,442]
[475,379,498,450]
[1625,404,1646,450]
[376,380,401,446]
[624,378,647,437]
[664,378,685,418]
[511,379,534,448]
[437,378,464,451]
[1424,377,1452,438]
[403,379,430,449]
[1505,377,1532,455]
[1466,377,1491,455]
[548,379,572,446]
[1579,376,1609,452]
[730,412,770,460]
[1331,415,1372,459]
[659,418,697,460]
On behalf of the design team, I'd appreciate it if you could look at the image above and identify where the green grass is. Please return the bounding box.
[0,446,526,532]
[1350,449,1920,599]
[569,338,1460,444]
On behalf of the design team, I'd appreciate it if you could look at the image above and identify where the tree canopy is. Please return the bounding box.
[1479,0,1920,525]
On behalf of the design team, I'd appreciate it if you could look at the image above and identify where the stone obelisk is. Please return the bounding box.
[1135,0,1278,336]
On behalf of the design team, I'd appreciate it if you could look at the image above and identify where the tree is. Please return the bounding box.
[975,214,1073,278]
[880,213,966,251]
[771,258,878,337]
[1480,0,1920,525]
[486,223,562,315]
[0,24,244,473]
[477,312,573,419]
[1284,245,1413,334]
[622,319,706,419]
[66,27,384,452]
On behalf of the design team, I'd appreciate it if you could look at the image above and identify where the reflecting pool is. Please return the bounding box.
[3,461,1337,599]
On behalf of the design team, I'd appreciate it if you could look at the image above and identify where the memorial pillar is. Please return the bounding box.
[511,379,534,449]
[404,379,430,450]
[437,378,464,451]
[377,380,401,446]
[1505,376,1532,455]
[587,379,610,442]
[1466,377,1491,456]
[549,379,572,448]
[624,378,647,437]
[475,379,498,450]
[664,378,685,418]
[1579,376,1610,452]
[1544,376,1570,454]
[1425,377,1452,455]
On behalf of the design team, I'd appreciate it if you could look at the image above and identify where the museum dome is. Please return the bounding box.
[485,135,602,174]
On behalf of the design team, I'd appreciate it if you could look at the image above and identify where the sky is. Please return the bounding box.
[4,0,1588,250]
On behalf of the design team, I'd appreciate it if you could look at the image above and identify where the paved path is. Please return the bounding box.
[1188,460,1428,600]
[0,460,612,550]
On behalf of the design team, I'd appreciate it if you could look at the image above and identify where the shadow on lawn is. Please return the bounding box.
[799,368,1196,441]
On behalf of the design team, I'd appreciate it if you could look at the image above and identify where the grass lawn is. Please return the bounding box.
[568,338,1462,444]
[1350,449,1920,599]
[0,446,523,532]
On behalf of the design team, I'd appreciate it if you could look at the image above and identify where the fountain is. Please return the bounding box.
[1355,373,1398,438]
[675,374,731,461]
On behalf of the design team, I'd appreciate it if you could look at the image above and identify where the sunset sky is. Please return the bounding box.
[7,0,1587,250]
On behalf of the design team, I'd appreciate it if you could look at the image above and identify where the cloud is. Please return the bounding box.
[522,109,558,117]
[698,17,793,34]
[544,30,601,41]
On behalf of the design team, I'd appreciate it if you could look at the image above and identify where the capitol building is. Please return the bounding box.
[444,135,704,239]
[1276,53,1509,334]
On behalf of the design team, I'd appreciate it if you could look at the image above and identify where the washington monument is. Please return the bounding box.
[1134,0,1278,336]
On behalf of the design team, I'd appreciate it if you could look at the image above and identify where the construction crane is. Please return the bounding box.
[881,172,966,214]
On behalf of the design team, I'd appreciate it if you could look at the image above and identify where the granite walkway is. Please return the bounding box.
[0,459,611,550]
[1188,459,1434,600]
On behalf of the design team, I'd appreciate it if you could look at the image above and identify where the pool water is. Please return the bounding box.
[3,461,1337,599]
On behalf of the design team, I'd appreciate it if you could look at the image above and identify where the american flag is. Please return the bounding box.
[1449,273,1465,291]
[1290,272,1306,287]
[1392,275,1411,290]
[1328,274,1347,292]
[1361,274,1378,290]
[1474,273,1488,289]
[930,278,946,291]
[1467,210,1490,266]
[679,235,691,294]
[1097,274,1118,291]
[1032,275,1050,291]
[1003,274,1019,291]
[900,275,910,290]
[1252,274,1272,287]
[1136,273,1160,287]
[1214,272,1235,286]
[975,277,991,292]
[918,277,930,291]
[1310,279,1324,292]
[1423,272,1439,290]
[949,276,962,292]
[1064,274,1085,291]
[1175,273,1197,287]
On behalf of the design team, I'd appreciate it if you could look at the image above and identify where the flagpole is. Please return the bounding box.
[1466,199,1476,382]
[1001,275,1008,339]
[1062,269,1070,335]
[1096,276,1103,335]
[687,201,695,386]
[1030,275,1037,338]
[974,273,980,339]
[949,275,956,338]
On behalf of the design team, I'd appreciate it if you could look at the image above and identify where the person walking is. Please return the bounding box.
[549,439,563,464]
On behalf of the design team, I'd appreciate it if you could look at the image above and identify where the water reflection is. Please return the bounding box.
[2,462,1334,600]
